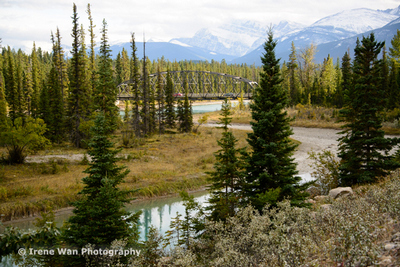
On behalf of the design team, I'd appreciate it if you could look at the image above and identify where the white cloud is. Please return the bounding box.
[1,0,399,52]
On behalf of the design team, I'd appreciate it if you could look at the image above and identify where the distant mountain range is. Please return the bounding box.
[107,5,400,65]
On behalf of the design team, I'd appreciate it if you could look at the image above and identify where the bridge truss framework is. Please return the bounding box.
[117,70,258,100]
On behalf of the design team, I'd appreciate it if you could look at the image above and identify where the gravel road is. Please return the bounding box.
[204,123,341,175]
[291,127,340,174]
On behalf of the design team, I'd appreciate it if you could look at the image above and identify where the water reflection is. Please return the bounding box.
[1,191,210,242]
[126,191,209,241]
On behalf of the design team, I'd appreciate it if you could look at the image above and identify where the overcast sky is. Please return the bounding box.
[1,0,400,53]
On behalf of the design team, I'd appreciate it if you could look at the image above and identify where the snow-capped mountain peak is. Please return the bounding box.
[170,19,304,57]
[381,5,400,16]
[311,8,398,34]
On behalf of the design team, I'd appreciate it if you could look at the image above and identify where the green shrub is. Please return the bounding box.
[0,186,7,201]
[0,166,5,182]
[308,149,340,195]
[11,186,32,197]
[80,154,90,165]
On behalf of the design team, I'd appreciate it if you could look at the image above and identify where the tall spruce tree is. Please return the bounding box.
[79,24,92,117]
[179,74,193,133]
[338,33,400,186]
[381,46,390,107]
[14,54,26,121]
[149,76,157,134]
[333,57,344,108]
[121,48,130,82]
[0,67,7,131]
[140,50,150,136]
[43,32,67,143]
[54,28,68,105]
[287,42,301,105]
[340,51,352,108]
[22,54,33,117]
[176,98,184,130]
[39,76,50,124]
[94,19,119,132]
[388,60,400,109]
[130,33,141,137]
[4,47,18,124]
[123,100,130,124]
[62,113,140,265]
[86,3,97,111]
[30,42,41,118]
[164,70,176,129]
[207,99,245,221]
[46,66,64,143]
[156,68,165,135]
[115,52,123,85]
[389,29,400,66]
[243,30,308,211]
[67,4,91,147]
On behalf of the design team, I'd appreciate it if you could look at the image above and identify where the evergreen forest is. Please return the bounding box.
[2,3,400,266]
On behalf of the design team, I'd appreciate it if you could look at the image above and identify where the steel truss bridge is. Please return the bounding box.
[117,70,258,100]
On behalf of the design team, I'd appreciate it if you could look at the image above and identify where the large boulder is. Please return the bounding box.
[328,187,354,199]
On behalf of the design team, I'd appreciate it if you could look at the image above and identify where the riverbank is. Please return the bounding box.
[1,186,209,228]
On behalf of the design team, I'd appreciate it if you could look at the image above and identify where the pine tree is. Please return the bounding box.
[176,98,184,130]
[207,99,245,221]
[46,66,64,143]
[381,46,390,108]
[121,48,130,83]
[389,29,400,66]
[149,77,157,134]
[39,76,50,124]
[54,28,68,105]
[78,24,92,117]
[62,113,140,265]
[93,19,119,132]
[333,57,344,108]
[287,42,301,105]
[179,74,193,133]
[130,33,141,137]
[14,54,26,120]
[123,100,130,124]
[140,49,150,136]
[115,52,123,85]
[340,51,352,108]
[4,47,18,123]
[0,67,7,131]
[44,31,67,143]
[30,42,41,118]
[22,54,33,117]
[86,3,97,111]
[67,4,91,147]
[156,68,165,135]
[243,30,308,211]
[164,70,176,129]
[338,33,400,186]
[388,60,400,109]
